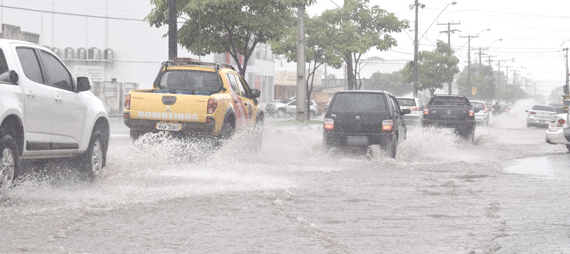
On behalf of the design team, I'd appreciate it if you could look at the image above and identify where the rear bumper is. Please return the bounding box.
[545,127,570,145]
[422,119,475,132]
[527,117,550,126]
[124,118,216,136]
[323,131,394,147]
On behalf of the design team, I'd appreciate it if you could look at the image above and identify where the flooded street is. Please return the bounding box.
[1,110,570,253]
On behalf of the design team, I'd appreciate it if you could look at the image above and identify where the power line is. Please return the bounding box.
[0,4,146,22]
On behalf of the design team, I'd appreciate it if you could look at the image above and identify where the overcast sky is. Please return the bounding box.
[308,0,570,96]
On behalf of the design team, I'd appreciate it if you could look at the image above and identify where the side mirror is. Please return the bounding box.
[402,109,411,115]
[77,76,91,92]
[250,89,261,98]
[525,110,529,113]
[9,70,19,84]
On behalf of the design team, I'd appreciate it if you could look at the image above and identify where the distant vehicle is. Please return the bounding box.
[396,97,424,126]
[470,100,489,126]
[525,105,557,128]
[421,95,478,143]
[265,98,319,118]
[545,112,570,151]
[322,90,411,158]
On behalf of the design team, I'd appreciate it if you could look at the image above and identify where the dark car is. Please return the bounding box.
[421,95,478,142]
[322,90,411,158]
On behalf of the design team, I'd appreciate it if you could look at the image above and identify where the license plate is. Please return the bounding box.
[346,136,369,146]
[156,122,181,131]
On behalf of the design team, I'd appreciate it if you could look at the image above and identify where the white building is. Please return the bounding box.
[0,0,274,113]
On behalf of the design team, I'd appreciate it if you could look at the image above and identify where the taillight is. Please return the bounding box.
[382,119,394,132]
[207,98,218,114]
[124,94,131,110]
[423,108,429,115]
[412,107,419,111]
[469,109,475,117]
[484,107,488,113]
[529,111,536,115]
[324,118,334,130]
[557,119,567,127]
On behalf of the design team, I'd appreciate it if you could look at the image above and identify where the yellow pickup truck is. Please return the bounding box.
[123,58,264,148]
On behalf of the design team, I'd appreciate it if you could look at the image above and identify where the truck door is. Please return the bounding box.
[15,47,53,149]
[39,50,85,149]
[234,74,256,126]
[225,73,247,130]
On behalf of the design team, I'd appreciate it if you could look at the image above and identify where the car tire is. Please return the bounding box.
[322,137,334,152]
[276,109,287,118]
[80,130,105,181]
[566,145,570,152]
[219,120,235,141]
[130,129,146,143]
[0,135,19,189]
[384,134,397,158]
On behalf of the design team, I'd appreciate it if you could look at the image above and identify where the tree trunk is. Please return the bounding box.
[346,54,355,90]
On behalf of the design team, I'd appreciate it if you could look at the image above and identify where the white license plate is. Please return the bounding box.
[346,136,369,146]
[156,122,181,131]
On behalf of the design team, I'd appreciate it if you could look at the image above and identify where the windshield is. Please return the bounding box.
[428,97,471,107]
[396,98,416,106]
[159,70,221,92]
[331,93,387,113]
[532,105,555,112]
[471,102,485,110]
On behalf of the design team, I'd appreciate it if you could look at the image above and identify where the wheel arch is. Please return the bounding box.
[0,114,24,156]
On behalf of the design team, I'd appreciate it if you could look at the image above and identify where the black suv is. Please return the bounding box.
[322,90,411,158]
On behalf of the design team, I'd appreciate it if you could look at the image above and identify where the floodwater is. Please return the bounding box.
[1,101,570,253]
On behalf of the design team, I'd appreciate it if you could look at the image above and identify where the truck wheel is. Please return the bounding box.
[0,135,19,189]
[81,130,105,181]
[276,109,287,118]
[322,138,334,152]
[130,129,145,143]
[219,121,235,141]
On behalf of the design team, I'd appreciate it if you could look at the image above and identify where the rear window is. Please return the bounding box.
[471,102,485,110]
[331,93,387,113]
[428,96,471,107]
[159,70,221,92]
[397,98,416,106]
[532,105,555,112]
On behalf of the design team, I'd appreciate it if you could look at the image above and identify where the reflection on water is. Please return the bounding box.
[504,156,570,179]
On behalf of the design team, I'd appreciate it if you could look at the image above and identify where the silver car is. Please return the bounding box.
[526,105,557,127]
[470,100,489,126]
[396,97,424,126]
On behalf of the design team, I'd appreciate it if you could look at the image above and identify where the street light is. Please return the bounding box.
[412,1,457,98]
[419,2,457,42]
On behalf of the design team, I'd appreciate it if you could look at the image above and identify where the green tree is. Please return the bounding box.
[456,64,496,100]
[363,71,411,96]
[271,15,342,119]
[146,0,313,78]
[401,41,459,96]
[320,0,408,90]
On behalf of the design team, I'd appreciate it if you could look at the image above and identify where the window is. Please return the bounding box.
[331,93,387,113]
[396,98,416,106]
[234,74,248,97]
[16,47,43,84]
[226,74,240,95]
[40,50,74,91]
[0,49,10,83]
[159,70,221,92]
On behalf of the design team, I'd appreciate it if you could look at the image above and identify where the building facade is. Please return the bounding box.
[0,0,274,114]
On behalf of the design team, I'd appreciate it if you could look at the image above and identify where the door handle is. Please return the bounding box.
[55,95,62,103]
[26,90,34,98]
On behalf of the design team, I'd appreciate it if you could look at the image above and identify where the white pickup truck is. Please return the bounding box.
[0,39,110,188]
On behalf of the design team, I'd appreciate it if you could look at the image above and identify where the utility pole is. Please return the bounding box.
[168,0,177,60]
[438,21,461,47]
[296,4,307,121]
[413,0,420,98]
[460,35,478,89]
[438,21,460,94]
[564,48,570,95]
